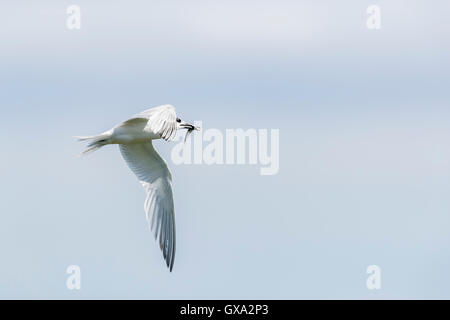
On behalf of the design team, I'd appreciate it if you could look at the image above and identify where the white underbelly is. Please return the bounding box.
[109,125,160,144]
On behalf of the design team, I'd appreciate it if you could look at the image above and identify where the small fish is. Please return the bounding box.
[184,125,200,143]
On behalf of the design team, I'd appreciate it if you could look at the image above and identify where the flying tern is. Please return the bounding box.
[77,104,197,271]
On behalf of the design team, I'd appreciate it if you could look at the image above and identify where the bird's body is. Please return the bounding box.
[87,119,160,146]
[77,104,196,272]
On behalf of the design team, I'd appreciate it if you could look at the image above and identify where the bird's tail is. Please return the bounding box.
[75,133,110,156]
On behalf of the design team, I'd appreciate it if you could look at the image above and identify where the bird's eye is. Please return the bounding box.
[176,118,181,123]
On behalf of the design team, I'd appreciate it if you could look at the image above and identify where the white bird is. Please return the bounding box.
[77,104,197,272]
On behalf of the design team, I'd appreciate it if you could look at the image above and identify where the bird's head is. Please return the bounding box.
[176,117,198,131]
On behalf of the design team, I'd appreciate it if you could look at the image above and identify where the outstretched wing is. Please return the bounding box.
[119,142,176,271]
[131,104,178,141]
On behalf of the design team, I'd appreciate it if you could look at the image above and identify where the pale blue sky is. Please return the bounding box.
[1,0,450,299]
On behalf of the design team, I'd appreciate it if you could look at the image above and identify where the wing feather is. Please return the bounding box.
[132,105,177,141]
[120,105,178,141]
[119,142,176,271]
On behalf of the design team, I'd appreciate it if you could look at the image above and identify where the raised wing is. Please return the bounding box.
[119,142,176,271]
[131,104,178,141]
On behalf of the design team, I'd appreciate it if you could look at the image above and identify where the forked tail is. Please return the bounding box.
[76,133,110,155]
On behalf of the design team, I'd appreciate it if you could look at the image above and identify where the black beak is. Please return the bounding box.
[180,123,198,130]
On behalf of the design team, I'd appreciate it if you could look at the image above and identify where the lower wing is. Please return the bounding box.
[119,142,176,271]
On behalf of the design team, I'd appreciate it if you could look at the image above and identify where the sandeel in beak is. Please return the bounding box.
[180,122,200,142]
